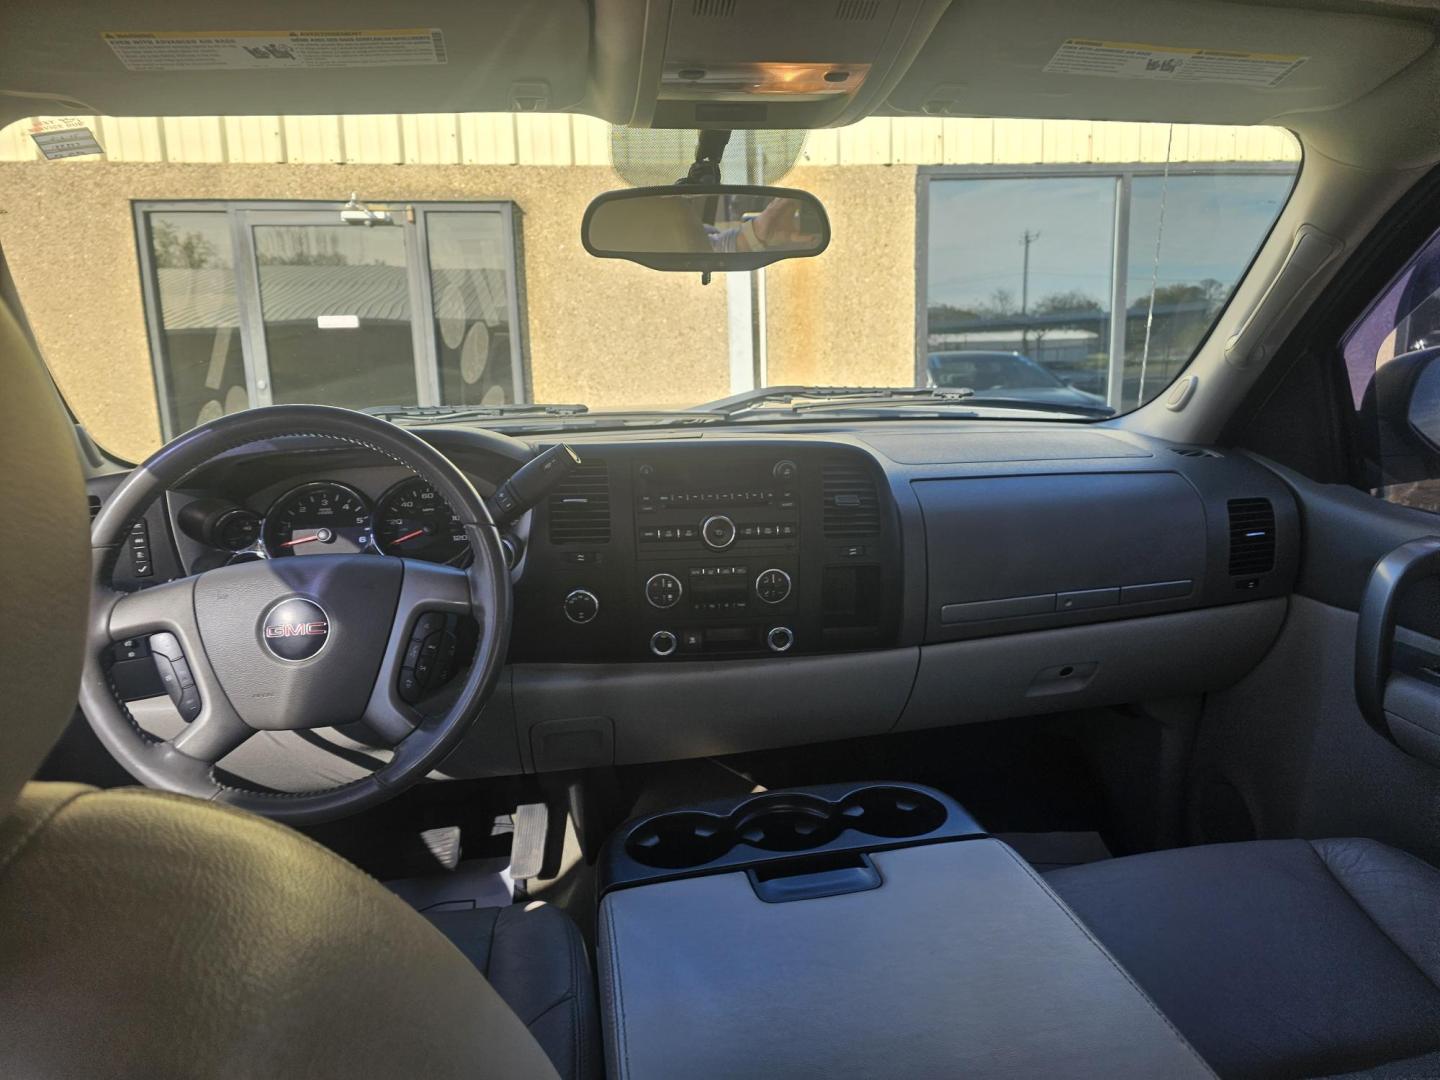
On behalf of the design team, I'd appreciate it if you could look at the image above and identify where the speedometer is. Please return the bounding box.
[263,482,372,557]
[373,477,471,566]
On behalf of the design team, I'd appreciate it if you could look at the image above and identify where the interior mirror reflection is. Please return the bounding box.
[582,184,830,272]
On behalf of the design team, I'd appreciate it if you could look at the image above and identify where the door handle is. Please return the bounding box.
[1355,536,1440,744]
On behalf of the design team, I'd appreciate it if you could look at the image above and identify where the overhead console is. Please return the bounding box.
[509,442,902,664]
[616,0,953,129]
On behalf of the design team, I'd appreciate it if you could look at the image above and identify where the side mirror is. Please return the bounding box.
[581,184,830,272]
[1407,352,1440,451]
[1361,346,1440,482]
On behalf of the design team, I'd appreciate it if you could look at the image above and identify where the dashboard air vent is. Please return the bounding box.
[88,494,102,522]
[693,0,736,16]
[1170,446,1221,459]
[1228,498,1276,577]
[823,459,881,538]
[835,0,880,19]
[547,461,611,545]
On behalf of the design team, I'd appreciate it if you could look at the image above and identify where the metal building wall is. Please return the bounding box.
[0,114,1299,167]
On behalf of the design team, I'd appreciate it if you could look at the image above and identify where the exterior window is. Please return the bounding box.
[425,211,519,406]
[137,201,526,438]
[921,166,1295,412]
[145,211,248,429]
[1342,228,1440,511]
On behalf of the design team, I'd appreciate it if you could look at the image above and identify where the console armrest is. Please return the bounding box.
[598,838,1214,1079]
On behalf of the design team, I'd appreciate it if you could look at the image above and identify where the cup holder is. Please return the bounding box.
[837,785,948,838]
[626,811,730,870]
[735,794,839,851]
[624,784,952,870]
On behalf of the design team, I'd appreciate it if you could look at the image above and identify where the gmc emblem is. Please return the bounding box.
[264,621,328,638]
[261,598,330,661]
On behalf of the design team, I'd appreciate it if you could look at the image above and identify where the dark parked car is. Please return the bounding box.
[926,350,1114,414]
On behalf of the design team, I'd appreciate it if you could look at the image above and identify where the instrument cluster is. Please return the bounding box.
[197,477,474,567]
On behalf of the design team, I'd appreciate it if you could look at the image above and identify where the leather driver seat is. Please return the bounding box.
[0,304,596,1078]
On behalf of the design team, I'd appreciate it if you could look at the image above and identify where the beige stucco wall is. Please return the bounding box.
[767,167,917,388]
[0,161,739,461]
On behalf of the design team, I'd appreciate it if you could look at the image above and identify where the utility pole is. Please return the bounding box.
[1020,229,1040,356]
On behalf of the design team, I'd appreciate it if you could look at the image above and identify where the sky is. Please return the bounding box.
[927,173,1294,313]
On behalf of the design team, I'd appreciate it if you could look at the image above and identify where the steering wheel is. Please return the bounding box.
[78,405,511,825]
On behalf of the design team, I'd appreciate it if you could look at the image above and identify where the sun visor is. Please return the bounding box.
[887,0,1433,126]
[0,0,591,120]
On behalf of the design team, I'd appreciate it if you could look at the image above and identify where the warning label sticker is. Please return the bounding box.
[102,29,448,72]
[1044,39,1307,88]
[29,120,105,160]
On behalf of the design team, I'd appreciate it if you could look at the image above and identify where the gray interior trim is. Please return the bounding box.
[899,598,1286,732]
[599,838,1215,1079]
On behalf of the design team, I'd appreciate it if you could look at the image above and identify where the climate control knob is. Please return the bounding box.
[563,588,599,625]
[650,630,678,657]
[645,572,683,609]
[767,626,795,653]
[701,514,737,550]
[755,568,792,604]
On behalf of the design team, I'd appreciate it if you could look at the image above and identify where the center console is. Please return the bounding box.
[596,784,1216,1079]
[632,454,802,659]
[510,442,902,663]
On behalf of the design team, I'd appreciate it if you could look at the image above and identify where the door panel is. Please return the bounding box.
[1189,454,1440,861]
[1192,593,1440,865]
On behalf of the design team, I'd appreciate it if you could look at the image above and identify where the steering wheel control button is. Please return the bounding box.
[755,568,793,604]
[260,597,330,662]
[564,588,600,624]
[148,632,202,720]
[701,514,737,550]
[644,573,683,609]
[399,611,465,704]
[767,626,795,653]
[650,630,679,657]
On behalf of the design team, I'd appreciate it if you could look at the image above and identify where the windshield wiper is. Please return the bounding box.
[697,385,976,417]
[788,395,1114,420]
[363,403,589,424]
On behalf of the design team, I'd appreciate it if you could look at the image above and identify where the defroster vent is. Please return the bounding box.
[823,459,881,538]
[1228,498,1276,577]
[548,461,611,545]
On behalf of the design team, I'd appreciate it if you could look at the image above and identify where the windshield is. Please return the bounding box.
[0,114,1298,460]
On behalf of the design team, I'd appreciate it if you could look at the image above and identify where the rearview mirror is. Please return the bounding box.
[581,185,830,272]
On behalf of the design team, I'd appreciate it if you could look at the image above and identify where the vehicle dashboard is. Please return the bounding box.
[89,420,1299,785]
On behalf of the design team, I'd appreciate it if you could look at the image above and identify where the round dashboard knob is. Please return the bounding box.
[755,568,792,604]
[767,626,794,653]
[563,588,599,625]
[701,514,737,550]
[645,572,683,609]
[650,630,678,657]
[772,459,798,481]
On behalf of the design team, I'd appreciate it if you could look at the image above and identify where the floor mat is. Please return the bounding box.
[995,831,1112,873]
[386,856,514,914]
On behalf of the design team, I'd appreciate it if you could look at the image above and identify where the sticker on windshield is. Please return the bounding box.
[102,29,448,72]
[1043,39,1307,87]
[30,121,104,160]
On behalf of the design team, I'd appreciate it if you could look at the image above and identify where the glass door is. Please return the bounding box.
[235,209,433,410]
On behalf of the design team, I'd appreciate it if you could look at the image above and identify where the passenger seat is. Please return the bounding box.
[1046,839,1440,1079]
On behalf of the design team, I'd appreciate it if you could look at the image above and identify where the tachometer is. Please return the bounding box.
[373,477,471,565]
[263,482,372,557]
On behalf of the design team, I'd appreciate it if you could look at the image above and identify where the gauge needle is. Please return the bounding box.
[387,528,426,546]
[280,533,321,548]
